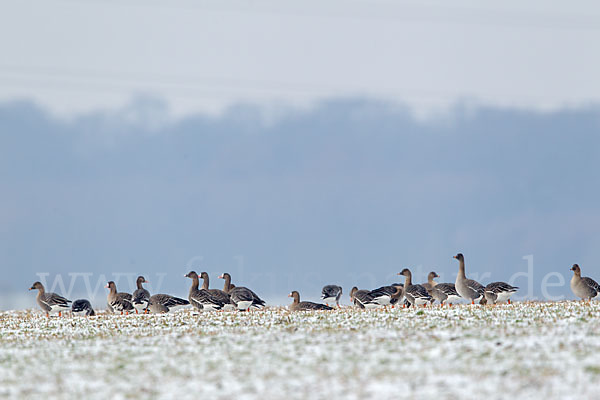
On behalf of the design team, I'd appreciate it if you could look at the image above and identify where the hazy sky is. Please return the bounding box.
[1,99,600,309]
[1,1,600,309]
[1,1,600,118]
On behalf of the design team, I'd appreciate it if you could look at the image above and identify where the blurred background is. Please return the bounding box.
[1,1,600,309]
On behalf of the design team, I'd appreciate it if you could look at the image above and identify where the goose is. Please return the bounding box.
[321,285,343,308]
[349,287,380,309]
[453,253,485,304]
[570,264,600,301]
[218,273,266,310]
[184,271,225,311]
[199,272,235,310]
[430,283,462,306]
[144,294,190,314]
[484,282,519,305]
[421,272,439,293]
[398,269,433,307]
[368,284,404,307]
[29,282,71,317]
[71,299,95,316]
[105,281,134,314]
[288,291,333,311]
[132,276,151,314]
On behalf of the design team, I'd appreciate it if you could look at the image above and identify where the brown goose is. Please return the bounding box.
[453,253,485,304]
[218,272,266,310]
[105,281,134,315]
[199,272,234,310]
[288,291,333,311]
[184,271,225,311]
[421,272,439,293]
[398,269,432,307]
[29,282,71,317]
[132,276,151,314]
[484,282,518,304]
[430,283,461,306]
[368,285,404,307]
[570,264,600,301]
[349,287,379,309]
[144,294,190,314]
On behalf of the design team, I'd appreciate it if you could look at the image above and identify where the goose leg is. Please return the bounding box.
[46,312,49,318]
[507,299,511,305]
[135,309,139,314]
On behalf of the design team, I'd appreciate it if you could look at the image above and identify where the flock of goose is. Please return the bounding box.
[27,253,600,317]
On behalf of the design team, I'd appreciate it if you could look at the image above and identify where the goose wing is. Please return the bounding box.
[369,285,396,297]
[434,283,459,296]
[583,277,600,293]
[321,285,342,299]
[71,299,92,312]
[111,292,134,311]
[132,288,150,306]
[298,301,333,311]
[353,290,376,307]
[190,289,224,309]
[41,292,71,307]
[465,279,485,296]
[208,289,231,305]
[485,282,518,294]
[407,284,431,300]
[151,294,189,308]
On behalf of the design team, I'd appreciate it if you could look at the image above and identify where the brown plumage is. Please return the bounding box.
[29,281,71,317]
[105,281,134,315]
[288,291,333,311]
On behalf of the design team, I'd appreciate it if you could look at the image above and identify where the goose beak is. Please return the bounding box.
[288,293,292,297]
[218,275,223,279]
[28,287,33,290]
[145,280,150,283]
[453,255,458,259]
[104,284,109,288]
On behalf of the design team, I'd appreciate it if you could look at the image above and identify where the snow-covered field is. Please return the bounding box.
[1,302,599,399]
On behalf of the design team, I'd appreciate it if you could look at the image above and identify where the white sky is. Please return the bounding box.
[1,0,600,118]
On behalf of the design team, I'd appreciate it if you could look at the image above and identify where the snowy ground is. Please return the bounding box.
[1,302,599,400]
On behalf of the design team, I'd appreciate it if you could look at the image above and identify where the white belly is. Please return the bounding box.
[495,291,514,303]
[322,296,337,304]
[236,301,253,310]
[414,297,430,306]
[373,296,391,306]
[445,295,462,304]
[49,304,69,313]
[202,303,222,311]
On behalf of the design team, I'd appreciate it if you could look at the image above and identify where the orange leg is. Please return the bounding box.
[135,309,139,314]
[46,312,49,318]
[471,300,474,305]
[508,299,511,305]
[120,311,124,315]
[58,311,62,317]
